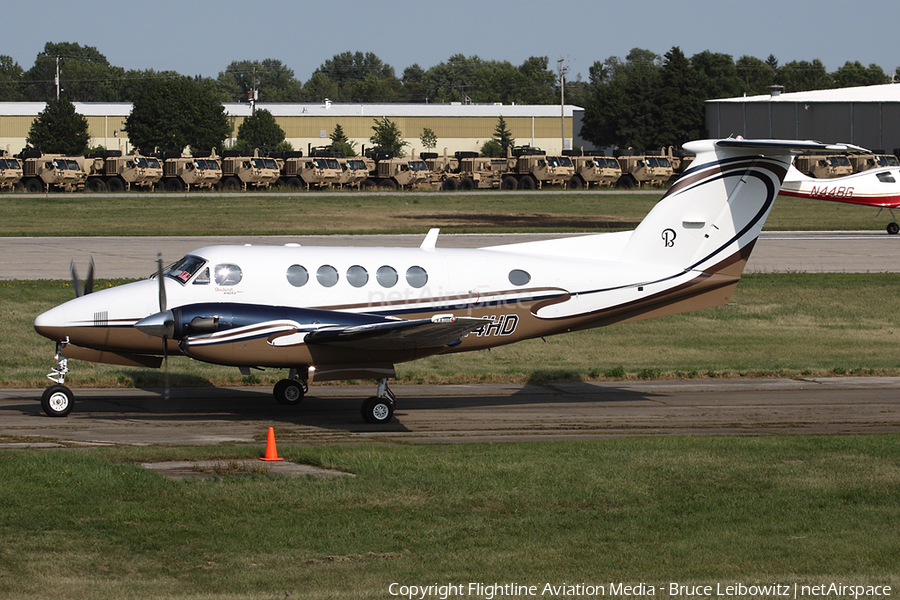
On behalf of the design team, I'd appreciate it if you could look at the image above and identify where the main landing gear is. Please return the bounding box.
[271,372,397,424]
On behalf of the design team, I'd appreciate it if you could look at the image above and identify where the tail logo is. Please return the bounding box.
[662,228,677,247]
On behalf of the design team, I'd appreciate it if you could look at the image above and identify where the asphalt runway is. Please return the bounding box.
[1,230,898,279]
[2,378,899,447]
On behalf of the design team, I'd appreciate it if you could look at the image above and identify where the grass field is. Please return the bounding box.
[0,189,890,236]
[3,273,899,389]
[0,437,898,599]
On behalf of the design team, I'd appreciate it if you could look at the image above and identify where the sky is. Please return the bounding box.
[3,0,897,86]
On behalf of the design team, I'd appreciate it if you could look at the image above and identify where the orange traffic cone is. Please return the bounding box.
[259,427,284,461]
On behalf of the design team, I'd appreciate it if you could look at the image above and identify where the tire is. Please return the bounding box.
[41,385,74,418]
[165,178,184,192]
[517,175,536,190]
[441,178,458,191]
[273,379,305,405]
[24,178,43,193]
[286,177,302,190]
[86,178,107,193]
[566,176,584,190]
[459,178,475,191]
[361,396,394,424]
[223,176,241,191]
[106,177,125,193]
[888,222,900,235]
[378,179,398,190]
[616,175,636,189]
[361,178,377,190]
[500,176,518,190]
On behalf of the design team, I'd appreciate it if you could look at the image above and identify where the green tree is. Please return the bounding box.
[735,55,775,95]
[832,61,890,88]
[480,139,503,157]
[125,77,229,153]
[25,97,90,155]
[0,55,25,101]
[420,127,437,151]
[580,49,662,150]
[493,116,515,154]
[217,59,303,103]
[369,118,407,156]
[329,123,357,157]
[24,42,124,102]
[234,109,285,153]
[691,51,744,100]
[653,47,704,147]
[312,52,399,102]
[775,59,831,92]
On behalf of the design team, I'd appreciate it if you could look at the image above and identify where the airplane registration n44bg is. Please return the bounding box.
[34,138,859,423]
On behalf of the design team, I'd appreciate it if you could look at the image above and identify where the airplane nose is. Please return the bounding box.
[34,304,68,339]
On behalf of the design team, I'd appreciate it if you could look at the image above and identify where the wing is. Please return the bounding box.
[304,314,488,350]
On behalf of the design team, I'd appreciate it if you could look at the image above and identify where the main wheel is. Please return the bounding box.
[459,177,475,190]
[888,222,899,235]
[361,396,394,424]
[517,175,536,190]
[41,385,74,417]
[500,176,518,190]
[106,177,125,193]
[273,379,306,405]
[566,176,584,190]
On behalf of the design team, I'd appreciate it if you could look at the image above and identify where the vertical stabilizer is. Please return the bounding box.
[620,139,860,275]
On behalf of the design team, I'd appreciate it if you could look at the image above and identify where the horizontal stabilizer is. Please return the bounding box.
[306,315,488,351]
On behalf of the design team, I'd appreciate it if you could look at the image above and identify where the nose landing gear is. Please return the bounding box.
[42,340,74,417]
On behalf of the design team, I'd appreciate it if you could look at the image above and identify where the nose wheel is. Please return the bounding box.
[41,384,74,418]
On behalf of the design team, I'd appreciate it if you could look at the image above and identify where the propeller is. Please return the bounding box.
[134,252,174,399]
[70,256,95,298]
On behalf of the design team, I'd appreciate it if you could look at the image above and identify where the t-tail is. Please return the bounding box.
[622,139,862,277]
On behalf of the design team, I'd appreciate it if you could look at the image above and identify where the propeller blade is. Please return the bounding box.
[156,252,167,313]
[85,256,95,296]
[70,261,84,298]
[163,335,170,401]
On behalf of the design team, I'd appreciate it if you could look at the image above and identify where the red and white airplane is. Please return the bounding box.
[34,139,856,423]
[780,162,900,234]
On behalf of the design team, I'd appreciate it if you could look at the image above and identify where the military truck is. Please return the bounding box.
[457,153,508,190]
[793,155,853,179]
[361,150,431,190]
[156,150,222,192]
[498,146,575,190]
[271,149,343,190]
[82,150,163,192]
[421,151,460,189]
[335,156,369,189]
[614,151,674,188]
[18,149,87,192]
[0,150,23,191]
[849,153,900,173]
[218,150,281,191]
[562,150,622,189]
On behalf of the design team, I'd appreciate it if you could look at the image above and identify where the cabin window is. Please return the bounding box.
[316,265,339,287]
[508,269,531,286]
[876,171,896,183]
[214,264,243,286]
[347,265,368,288]
[406,266,428,288]
[165,254,207,285]
[286,264,309,287]
[376,266,398,288]
[193,267,210,285]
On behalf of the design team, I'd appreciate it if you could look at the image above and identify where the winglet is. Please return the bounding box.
[420,228,440,251]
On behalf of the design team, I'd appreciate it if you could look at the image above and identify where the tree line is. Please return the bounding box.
[5,41,894,156]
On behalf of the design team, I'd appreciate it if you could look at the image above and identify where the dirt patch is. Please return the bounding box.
[397,213,639,230]
[141,460,354,480]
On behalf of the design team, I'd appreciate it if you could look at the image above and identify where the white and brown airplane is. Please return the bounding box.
[34,138,856,423]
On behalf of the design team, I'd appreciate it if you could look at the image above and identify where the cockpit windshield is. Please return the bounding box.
[164,255,207,285]
[325,158,340,170]
[408,160,428,171]
[347,160,366,170]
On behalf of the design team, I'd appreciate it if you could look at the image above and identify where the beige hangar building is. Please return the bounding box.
[0,101,582,157]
